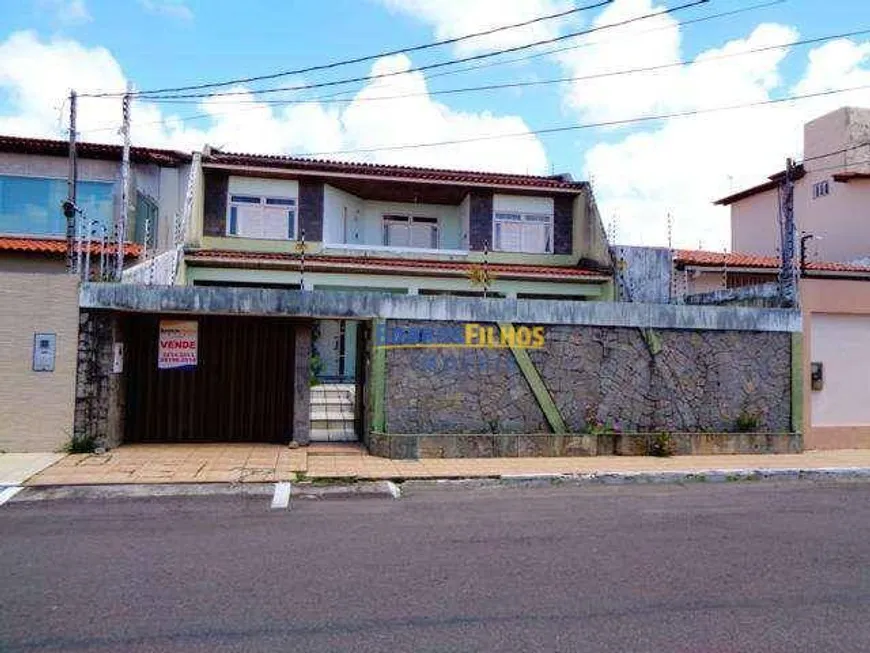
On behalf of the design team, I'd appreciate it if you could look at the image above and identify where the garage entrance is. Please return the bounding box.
[124,315,299,443]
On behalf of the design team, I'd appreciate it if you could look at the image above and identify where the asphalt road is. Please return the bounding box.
[1,481,869,652]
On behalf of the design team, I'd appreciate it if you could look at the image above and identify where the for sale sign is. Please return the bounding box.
[158,320,198,370]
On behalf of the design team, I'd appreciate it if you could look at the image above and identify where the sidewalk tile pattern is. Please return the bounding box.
[25,444,870,486]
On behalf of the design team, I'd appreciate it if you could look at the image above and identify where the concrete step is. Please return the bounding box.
[309,427,358,442]
[310,395,355,409]
[310,409,355,423]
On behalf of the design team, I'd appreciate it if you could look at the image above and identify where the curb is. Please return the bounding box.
[11,480,402,503]
[496,467,870,486]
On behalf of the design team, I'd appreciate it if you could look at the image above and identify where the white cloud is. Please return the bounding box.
[0,32,548,175]
[560,0,870,250]
[375,0,575,55]
[38,0,92,25]
[138,0,193,21]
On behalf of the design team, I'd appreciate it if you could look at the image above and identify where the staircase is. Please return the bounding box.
[310,383,357,442]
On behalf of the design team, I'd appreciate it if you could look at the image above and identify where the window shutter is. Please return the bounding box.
[261,205,292,240]
[409,222,435,249]
[497,221,522,251]
[235,204,263,238]
[385,222,410,247]
[522,222,548,253]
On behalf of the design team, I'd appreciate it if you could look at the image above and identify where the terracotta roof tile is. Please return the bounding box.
[713,165,806,205]
[674,249,870,274]
[204,149,585,191]
[0,236,142,257]
[185,249,610,281]
[0,134,190,166]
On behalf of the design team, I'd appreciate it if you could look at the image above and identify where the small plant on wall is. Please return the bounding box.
[309,352,323,387]
[63,431,98,454]
[309,322,322,387]
[646,432,673,457]
[735,408,761,433]
[581,405,621,436]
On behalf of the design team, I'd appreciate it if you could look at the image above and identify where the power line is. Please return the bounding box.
[134,0,710,101]
[78,23,862,137]
[79,0,780,136]
[415,0,787,87]
[290,83,870,157]
[801,140,870,164]
[143,0,785,108]
[81,1,612,99]
[143,27,870,109]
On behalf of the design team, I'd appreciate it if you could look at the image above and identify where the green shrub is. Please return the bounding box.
[647,432,673,457]
[64,432,98,454]
[735,409,760,433]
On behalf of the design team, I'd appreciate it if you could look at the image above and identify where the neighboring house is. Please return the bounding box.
[0,135,189,452]
[670,106,870,451]
[179,148,614,383]
[716,106,870,263]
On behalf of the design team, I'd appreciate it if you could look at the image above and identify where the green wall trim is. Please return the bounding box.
[499,322,568,434]
[371,319,387,433]
[791,332,803,434]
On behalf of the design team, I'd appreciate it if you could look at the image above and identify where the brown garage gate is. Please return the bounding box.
[125,315,299,443]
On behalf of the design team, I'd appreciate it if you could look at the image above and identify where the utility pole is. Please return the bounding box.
[116,83,132,281]
[778,158,798,307]
[65,90,78,274]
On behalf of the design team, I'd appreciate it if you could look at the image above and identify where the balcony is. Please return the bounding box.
[321,184,469,258]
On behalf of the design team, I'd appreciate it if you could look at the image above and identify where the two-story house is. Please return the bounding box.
[182,149,613,386]
[0,134,190,452]
[672,106,870,451]
[108,147,613,445]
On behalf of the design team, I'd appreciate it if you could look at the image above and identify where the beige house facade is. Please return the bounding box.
[677,106,870,450]
[0,135,189,451]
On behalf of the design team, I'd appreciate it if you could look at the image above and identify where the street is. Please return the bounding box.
[1,481,869,652]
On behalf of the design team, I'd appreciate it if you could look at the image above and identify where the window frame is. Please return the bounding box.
[226,193,297,240]
[812,179,830,199]
[0,173,114,238]
[492,210,554,254]
[381,214,440,249]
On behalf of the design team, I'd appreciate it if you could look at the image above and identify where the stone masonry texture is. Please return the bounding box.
[383,321,792,435]
[75,310,126,449]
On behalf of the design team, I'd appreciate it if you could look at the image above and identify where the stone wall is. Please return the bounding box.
[75,310,126,449]
[383,321,792,438]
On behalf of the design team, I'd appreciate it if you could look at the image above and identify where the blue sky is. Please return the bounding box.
[2,0,869,248]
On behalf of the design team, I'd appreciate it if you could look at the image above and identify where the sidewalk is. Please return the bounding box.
[23,443,870,486]
[0,453,65,485]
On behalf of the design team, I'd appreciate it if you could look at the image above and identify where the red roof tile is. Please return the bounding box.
[0,236,142,257]
[185,249,610,281]
[204,148,585,191]
[674,249,870,274]
[0,135,190,166]
[713,165,806,205]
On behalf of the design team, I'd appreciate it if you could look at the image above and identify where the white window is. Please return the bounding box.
[812,180,830,199]
[382,215,439,249]
[493,212,553,253]
[227,194,296,240]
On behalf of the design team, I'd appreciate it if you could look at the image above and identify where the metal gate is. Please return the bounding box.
[125,315,297,443]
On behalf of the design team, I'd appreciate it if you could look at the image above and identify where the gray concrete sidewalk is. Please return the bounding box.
[0,453,65,485]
